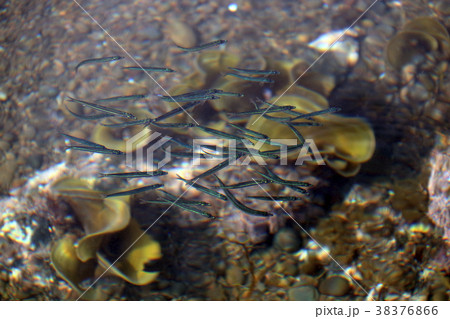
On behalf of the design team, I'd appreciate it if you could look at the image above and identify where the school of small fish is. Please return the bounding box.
[65,39,340,221]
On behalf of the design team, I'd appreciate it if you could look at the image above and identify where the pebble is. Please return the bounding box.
[318,275,350,297]
[167,19,197,48]
[39,85,59,98]
[288,285,319,301]
[139,23,162,41]
[52,59,65,77]
[0,90,6,101]
[225,264,245,286]
[0,141,9,153]
[273,228,302,253]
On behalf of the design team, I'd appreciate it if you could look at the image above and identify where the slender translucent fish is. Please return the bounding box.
[262,113,295,122]
[176,175,228,201]
[98,171,168,178]
[259,143,304,156]
[122,66,175,72]
[156,190,212,207]
[249,196,303,201]
[61,132,106,149]
[159,198,215,219]
[262,113,321,126]
[285,185,310,195]
[190,158,235,181]
[65,104,114,120]
[159,95,219,103]
[228,67,280,75]
[171,151,217,159]
[214,175,272,217]
[75,56,123,72]
[255,100,311,118]
[215,91,244,97]
[142,199,211,207]
[170,137,194,150]
[150,122,196,128]
[101,118,152,128]
[67,97,137,119]
[95,94,148,103]
[288,121,321,127]
[226,105,295,118]
[66,145,125,155]
[170,88,242,99]
[176,39,227,52]
[200,144,279,160]
[227,123,269,139]
[224,72,275,83]
[253,168,311,195]
[153,101,200,122]
[195,125,249,141]
[105,183,164,198]
[291,107,342,120]
[258,167,312,188]
[165,89,223,99]
[286,123,305,144]
[212,179,271,189]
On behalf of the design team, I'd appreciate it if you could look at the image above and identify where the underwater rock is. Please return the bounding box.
[288,285,319,301]
[386,31,439,71]
[50,235,103,300]
[97,219,161,286]
[386,17,449,71]
[247,94,376,176]
[318,275,350,297]
[51,177,162,297]
[273,227,302,253]
[166,18,197,48]
[427,144,450,244]
[225,264,245,286]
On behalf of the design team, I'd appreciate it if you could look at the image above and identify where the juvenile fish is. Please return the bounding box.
[67,97,137,119]
[286,123,305,144]
[227,123,269,139]
[212,179,271,189]
[105,183,164,198]
[160,198,215,219]
[214,175,272,217]
[226,105,295,118]
[75,56,123,72]
[176,39,227,52]
[153,101,200,122]
[122,66,175,72]
[228,67,280,75]
[150,122,196,128]
[66,145,125,155]
[98,171,168,178]
[167,89,223,99]
[291,106,342,120]
[190,158,235,181]
[195,125,249,141]
[65,104,115,121]
[95,94,148,103]
[142,199,211,207]
[157,190,212,207]
[159,95,219,103]
[215,91,244,97]
[61,132,106,149]
[101,118,152,128]
[253,168,311,195]
[224,72,275,83]
[249,196,304,201]
[176,175,228,201]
